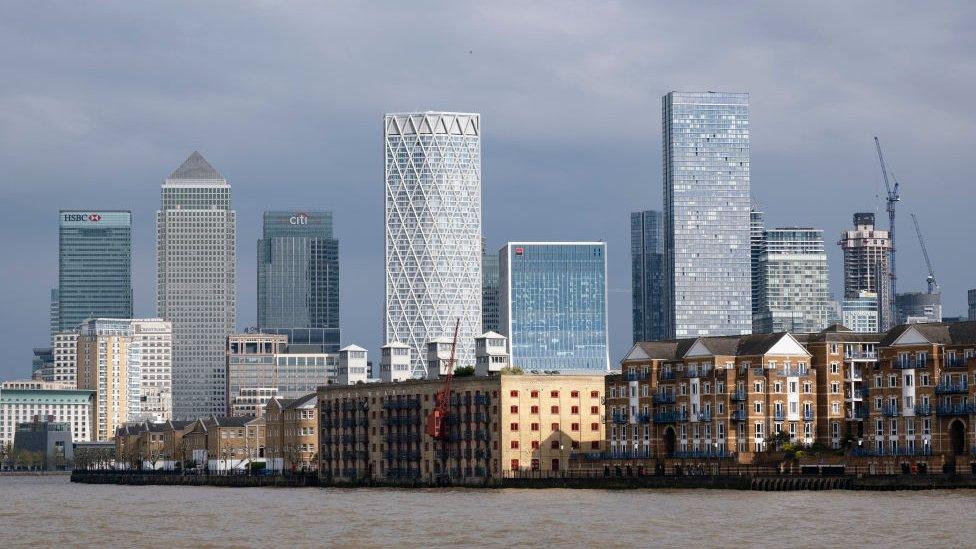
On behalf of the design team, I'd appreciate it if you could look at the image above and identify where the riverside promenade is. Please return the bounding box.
[71,470,976,491]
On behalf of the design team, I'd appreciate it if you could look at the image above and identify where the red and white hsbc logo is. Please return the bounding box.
[514,247,524,256]
[63,213,102,222]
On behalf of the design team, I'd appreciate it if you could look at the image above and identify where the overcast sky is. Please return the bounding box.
[1,2,973,380]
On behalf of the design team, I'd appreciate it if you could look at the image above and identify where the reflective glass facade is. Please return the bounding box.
[384,112,482,375]
[631,210,666,343]
[500,242,609,373]
[755,228,830,334]
[663,91,751,337]
[482,245,500,333]
[58,210,132,333]
[257,210,339,352]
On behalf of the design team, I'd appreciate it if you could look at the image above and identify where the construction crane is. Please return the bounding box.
[910,212,939,294]
[425,318,460,440]
[874,137,901,325]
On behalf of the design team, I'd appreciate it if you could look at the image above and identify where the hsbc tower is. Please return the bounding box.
[57,209,133,333]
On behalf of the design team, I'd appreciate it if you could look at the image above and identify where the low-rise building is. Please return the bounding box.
[178,415,267,472]
[12,417,73,470]
[265,393,318,472]
[318,374,605,482]
[0,387,94,447]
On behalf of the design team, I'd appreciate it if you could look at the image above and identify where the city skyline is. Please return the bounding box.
[1,3,974,381]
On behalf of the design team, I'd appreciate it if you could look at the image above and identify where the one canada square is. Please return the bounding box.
[384,112,482,376]
[663,91,751,337]
[157,152,236,419]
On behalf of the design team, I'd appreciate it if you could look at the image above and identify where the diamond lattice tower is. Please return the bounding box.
[384,112,482,376]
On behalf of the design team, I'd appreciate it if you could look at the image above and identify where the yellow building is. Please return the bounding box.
[77,319,132,441]
[317,374,605,482]
[265,393,318,472]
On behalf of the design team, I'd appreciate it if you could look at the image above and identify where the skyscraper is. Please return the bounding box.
[755,228,830,334]
[499,242,609,373]
[842,291,879,333]
[384,112,482,375]
[839,212,892,329]
[750,207,766,331]
[257,210,339,353]
[157,151,236,419]
[969,289,976,321]
[631,210,666,342]
[663,91,752,338]
[482,237,500,333]
[57,210,132,333]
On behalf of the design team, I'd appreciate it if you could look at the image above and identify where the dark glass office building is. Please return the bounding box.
[482,238,500,333]
[58,210,132,332]
[257,211,339,352]
[631,210,666,343]
[499,242,609,373]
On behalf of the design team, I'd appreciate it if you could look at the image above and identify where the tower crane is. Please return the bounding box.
[874,137,901,325]
[425,318,460,440]
[910,212,939,294]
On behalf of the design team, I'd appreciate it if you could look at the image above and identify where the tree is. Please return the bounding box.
[454,366,475,377]
[0,442,10,470]
[283,444,302,474]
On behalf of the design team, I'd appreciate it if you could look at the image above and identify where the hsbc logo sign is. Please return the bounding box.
[63,213,102,222]
[514,247,524,256]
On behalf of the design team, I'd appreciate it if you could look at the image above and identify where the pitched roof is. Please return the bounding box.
[210,415,256,428]
[283,393,317,410]
[168,151,224,180]
[881,321,976,347]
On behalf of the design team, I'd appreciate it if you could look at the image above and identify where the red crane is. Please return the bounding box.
[425,318,460,440]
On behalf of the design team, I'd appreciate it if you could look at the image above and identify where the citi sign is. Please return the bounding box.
[289,213,309,225]
[63,213,102,222]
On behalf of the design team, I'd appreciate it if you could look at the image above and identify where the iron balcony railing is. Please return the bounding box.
[779,368,809,377]
[845,351,877,360]
[696,411,713,422]
[652,392,676,404]
[803,411,814,421]
[935,382,969,395]
[850,446,932,457]
[860,387,871,398]
[881,405,900,417]
[684,370,702,379]
[914,404,933,416]
[945,357,968,368]
[611,413,629,425]
[570,449,653,461]
[653,411,687,423]
[730,390,747,402]
[730,410,747,421]
[936,403,974,416]
[473,394,491,406]
[672,449,732,459]
[894,359,925,370]
[626,371,648,381]
[773,411,785,421]
[637,413,651,424]
[659,371,676,381]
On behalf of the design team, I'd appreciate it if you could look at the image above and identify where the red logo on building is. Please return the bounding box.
[88,214,102,222]
[515,247,524,255]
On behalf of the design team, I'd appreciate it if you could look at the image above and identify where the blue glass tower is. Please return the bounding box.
[499,242,609,373]
[58,210,132,332]
[257,211,339,352]
[631,211,666,343]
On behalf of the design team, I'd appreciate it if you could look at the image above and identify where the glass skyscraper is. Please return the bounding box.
[755,227,830,334]
[499,242,609,373]
[663,91,752,338]
[157,152,236,420]
[631,210,666,343]
[58,210,132,333]
[482,237,500,333]
[257,210,339,352]
[384,112,482,375]
[750,207,766,331]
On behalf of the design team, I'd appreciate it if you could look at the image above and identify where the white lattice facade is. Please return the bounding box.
[157,152,236,420]
[384,112,482,376]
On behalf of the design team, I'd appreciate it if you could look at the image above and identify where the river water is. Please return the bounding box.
[1,475,972,547]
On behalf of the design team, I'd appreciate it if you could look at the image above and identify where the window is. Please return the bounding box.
[591,422,599,431]
[571,422,579,431]
[754,402,762,413]
[511,459,519,470]
[510,440,519,449]
[590,391,599,398]
[551,391,559,398]
[551,440,560,449]
[531,441,540,449]
[531,391,539,398]
[590,406,598,414]
[510,423,519,431]
[571,391,579,398]
[531,406,539,414]
[510,405,518,413]
[830,363,838,374]
[551,406,559,414]
[531,423,539,431]
[551,423,559,431]
[590,441,600,449]
[571,406,579,414]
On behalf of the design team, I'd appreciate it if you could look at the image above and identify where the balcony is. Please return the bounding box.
[652,392,675,404]
[894,359,925,370]
[935,382,969,395]
[850,446,932,457]
[845,369,864,382]
[881,405,899,417]
[637,413,651,424]
[773,411,785,421]
[473,394,491,406]
[696,411,713,422]
[779,368,809,377]
[730,410,747,421]
[611,413,629,425]
[659,371,676,381]
[914,404,933,416]
[570,449,653,461]
[845,351,877,361]
[936,403,972,416]
[684,370,701,379]
[626,371,648,382]
[945,357,968,368]
[672,449,732,459]
[653,411,687,423]
[730,390,747,402]
[803,411,814,421]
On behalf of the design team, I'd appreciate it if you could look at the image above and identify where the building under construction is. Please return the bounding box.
[839,213,893,329]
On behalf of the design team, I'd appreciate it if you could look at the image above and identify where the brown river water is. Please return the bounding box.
[1,475,973,547]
